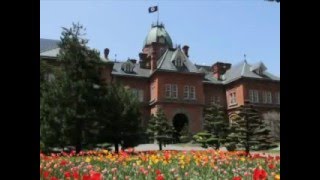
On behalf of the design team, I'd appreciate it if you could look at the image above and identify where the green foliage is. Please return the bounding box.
[179,125,192,143]
[40,23,104,153]
[146,108,175,150]
[194,103,229,149]
[95,83,142,153]
[226,105,278,154]
[193,131,216,148]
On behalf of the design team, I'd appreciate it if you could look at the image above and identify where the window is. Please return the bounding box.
[249,90,259,103]
[230,92,237,105]
[275,92,280,104]
[165,84,171,98]
[183,86,189,99]
[174,56,184,67]
[267,91,272,104]
[262,91,267,103]
[183,85,196,100]
[249,90,254,103]
[189,86,196,100]
[151,85,155,101]
[139,90,144,102]
[254,90,259,103]
[216,96,220,104]
[45,73,55,82]
[165,84,178,99]
[131,89,144,102]
[263,91,272,104]
[172,84,178,99]
[211,96,220,104]
[210,96,215,104]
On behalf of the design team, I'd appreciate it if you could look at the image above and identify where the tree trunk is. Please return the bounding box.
[159,141,162,151]
[114,142,119,154]
[76,143,82,154]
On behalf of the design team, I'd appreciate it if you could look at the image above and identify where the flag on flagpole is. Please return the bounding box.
[148,6,158,13]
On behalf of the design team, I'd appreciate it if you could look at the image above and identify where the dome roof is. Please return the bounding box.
[143,24,173,48]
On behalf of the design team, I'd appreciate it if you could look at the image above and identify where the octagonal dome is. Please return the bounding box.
[143,23,173,48]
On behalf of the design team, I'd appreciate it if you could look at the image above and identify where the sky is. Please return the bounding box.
[40,0,280,76]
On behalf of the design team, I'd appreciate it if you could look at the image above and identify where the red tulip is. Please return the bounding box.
[91,172,101,180]
[82,174,90,180]
[268,163,276,169]
[253,168,268,180]
[156,169,161,175]
[43,171,50,178]
[50,177,59,180]
[156,174,164,180]
[64,171,71,178]
[73,171,79,179]
[60,160,68,166]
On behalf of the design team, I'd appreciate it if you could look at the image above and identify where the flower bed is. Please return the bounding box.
[40,149,280,180]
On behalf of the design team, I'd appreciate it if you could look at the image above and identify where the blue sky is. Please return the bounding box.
[40,0,280,76]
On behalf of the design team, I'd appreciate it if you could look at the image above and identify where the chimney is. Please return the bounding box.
[182,45,189,57]
[150,42,158,71]
[212,62,231,80]
[104,48,109,59]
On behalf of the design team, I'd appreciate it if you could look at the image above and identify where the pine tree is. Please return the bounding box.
[230,103,277,155]
[40,23,103,153]
[96,83,142,153]
[193,131,216,148]
[194,103,229,149]
[147,108,174,151]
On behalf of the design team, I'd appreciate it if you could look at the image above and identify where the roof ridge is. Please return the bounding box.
[157,49,169,68]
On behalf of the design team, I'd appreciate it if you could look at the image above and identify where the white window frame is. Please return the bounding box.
[253,90,259,103]
[267,91,272,104]
[230,92,237,105]
[171,84,178,99]
[165,84,171,98]
[189,86,196,100]
[249,90,254,103]
[262,91,268,104]
[138,90,144,102]
[183,86,189,99]
[151,85,155,101]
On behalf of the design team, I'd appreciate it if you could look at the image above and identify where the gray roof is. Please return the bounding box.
[40,39,279,83]
[112,62,151,78]
[222,60,280,83]
[157,48,200,73]
[40,38,60,52]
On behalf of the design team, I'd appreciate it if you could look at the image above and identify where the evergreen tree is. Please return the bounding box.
[96,83,142,153]
[194,103,229,149]
[193,131,216,148]
[40,23,103,153]
[230,103,277,155]
[146,108,174,151]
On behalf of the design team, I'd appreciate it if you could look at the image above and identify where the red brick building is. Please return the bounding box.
[40,23,280,135]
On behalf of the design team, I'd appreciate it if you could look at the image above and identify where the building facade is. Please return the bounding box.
[40,23,280,135]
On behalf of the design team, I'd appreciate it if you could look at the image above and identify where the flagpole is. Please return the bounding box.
[157,3,159,25]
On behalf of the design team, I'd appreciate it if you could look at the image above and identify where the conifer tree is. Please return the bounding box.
[229,103,277,155]
[193,103,229,149]
[146,108,174,151]
[40,23,103,153]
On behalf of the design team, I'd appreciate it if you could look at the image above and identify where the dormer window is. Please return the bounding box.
[121,61,135,73]
[250,62,267,75]
[174,57,184,67]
